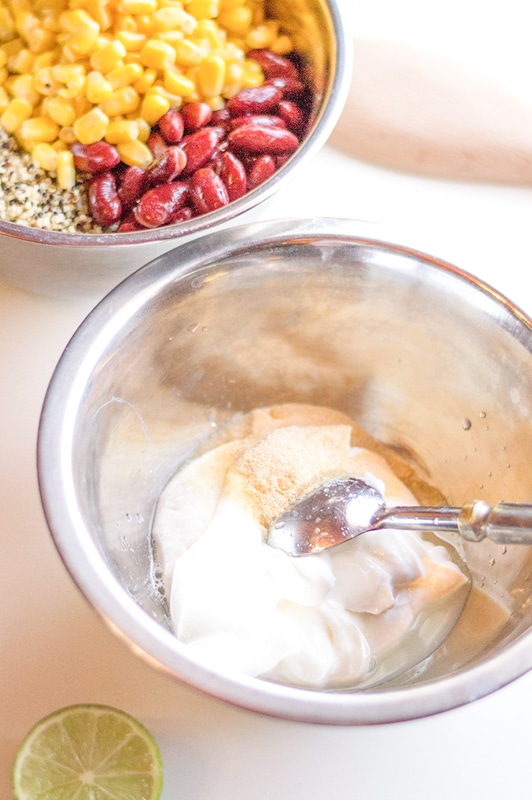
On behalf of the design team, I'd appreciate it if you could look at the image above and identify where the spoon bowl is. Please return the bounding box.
[268,477,532,556]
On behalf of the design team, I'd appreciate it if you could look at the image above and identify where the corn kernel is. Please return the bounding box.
[140,89,169,123]
[156,30,185,49]
[20,115,59,141]
[194,19,225,48]
[0,85,10,113]
[221,61,242,97]
[33,50,57,70]
[86,69,113,102]
[52,63,87,98]
[241,57,263,87]
[73,105,109,142]
[198,53,225,98]
[56,148,76,188]
[140,38,175,70]
[4,37,24,67]
[0,65,7,83]
[245,22,275,50]
[163,68,195,96]
[270,35,293,55]
[118,0,157,13]
[0,95,32,131]
[8,46,35,73]
[116,137,152,167]
[83,0,112,32]
[205,93,224,110]
[133,114,150,140]
[218,6,252,34]
[151,5,186,31]
[116,30,146,51]
[131,66,154,94]
[106,61,143,88]
[187,0,220,19]
[69,25,101,55]
[46,94,76,125]
[112,13,137,34]
[73,91,92,115]
[51,62,85,82]
[14,10,38,40]
[173,38,206,66]
[99,84,139,115]
[134,13,154,36]
[0,7,15,42]
[59,124,76,142]
[60,8,99,34]
[34,65,60,95]
[32,140,58,169]
[0,48,6,69]
[104,117,138,142]
[10,73,40,104]
[90,39,126,72]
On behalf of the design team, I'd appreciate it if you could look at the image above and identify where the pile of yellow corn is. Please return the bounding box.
[0,0,293,188]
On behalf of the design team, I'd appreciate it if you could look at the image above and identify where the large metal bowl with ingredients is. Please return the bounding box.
[38,218,532,725]
[0,0,349,299]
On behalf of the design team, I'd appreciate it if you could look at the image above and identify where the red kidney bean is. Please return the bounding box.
[134,181,189,228]
[227,124,299,155]
[117,213,144,232]
[170,205,195,223]
[146,146,187,186]
[247,153,276,189]
[247,49,300,80]
[218,151,247,201]
[181,101,213,132]
[210,107,231,128]
[189,167,229,214]
[157,108,184,143]
[264,76,306,100]
[229,114,286,130]
[117,166,146,212]
[181,127,224,174]
[88,171,122,225]
[71,141,120,174]
[226,85,283,116]
[147,130,168,158]
[277,99,305,132]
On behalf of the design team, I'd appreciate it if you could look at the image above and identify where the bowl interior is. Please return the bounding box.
[39,219,532,723]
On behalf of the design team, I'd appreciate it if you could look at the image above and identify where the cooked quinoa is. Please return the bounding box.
[0,128,105,234]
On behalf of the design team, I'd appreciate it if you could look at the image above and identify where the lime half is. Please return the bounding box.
[12,704,163,800]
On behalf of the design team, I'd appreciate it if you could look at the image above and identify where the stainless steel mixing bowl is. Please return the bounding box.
[38,218,532,725]
[0,0,349,300]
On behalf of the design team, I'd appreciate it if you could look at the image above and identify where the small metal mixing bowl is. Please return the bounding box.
[0,0,349,300]
[38,218,532,725]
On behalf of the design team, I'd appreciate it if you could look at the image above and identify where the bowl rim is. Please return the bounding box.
[37,217,532,725]
[0,0,351,248]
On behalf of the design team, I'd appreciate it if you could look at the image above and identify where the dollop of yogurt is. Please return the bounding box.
[152,404,469,689]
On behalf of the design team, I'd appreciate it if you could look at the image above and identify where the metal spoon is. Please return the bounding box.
[267,477,532,556]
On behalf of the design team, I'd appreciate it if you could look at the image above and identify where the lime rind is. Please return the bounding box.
[12,704,163,800]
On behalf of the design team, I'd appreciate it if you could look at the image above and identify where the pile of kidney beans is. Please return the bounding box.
[70,49,313,231]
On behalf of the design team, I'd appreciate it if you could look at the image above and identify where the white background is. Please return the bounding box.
[1,0,532,797]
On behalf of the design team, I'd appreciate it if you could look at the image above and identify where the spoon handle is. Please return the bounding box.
[373,501,532,544]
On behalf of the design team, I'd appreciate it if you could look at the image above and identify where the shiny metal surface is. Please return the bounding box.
[268,476,532,555]
[38,218,532,724]
[0,0,349,300]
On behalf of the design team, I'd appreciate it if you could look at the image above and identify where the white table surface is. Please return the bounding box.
[1,1,532,796]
